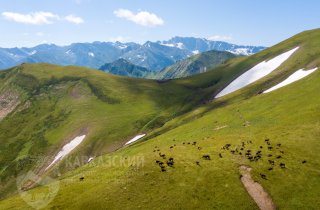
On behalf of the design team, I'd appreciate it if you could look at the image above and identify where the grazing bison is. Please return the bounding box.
[260,173,267,180]
[268,160,275,165]
[159,153,166,159]
[80,176,84,181]
[222,144,231,150]
[167,161,174,167]
[280,163,286,168]
[219,153,223,158]
[202,155,211,160]
[302,160,307,164]
[166,157,174,167]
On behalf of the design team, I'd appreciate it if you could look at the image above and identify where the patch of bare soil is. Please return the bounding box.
[70,85,82,99]
[0,90,20,120]
[239,165,276,210]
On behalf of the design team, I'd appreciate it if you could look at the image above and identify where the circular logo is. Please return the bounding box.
[16,171,60,209]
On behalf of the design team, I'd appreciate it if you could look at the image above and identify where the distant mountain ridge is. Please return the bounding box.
[99,58,151,78]
[0,37,266,71]
[159,37,265,56]
[153,50,237,79]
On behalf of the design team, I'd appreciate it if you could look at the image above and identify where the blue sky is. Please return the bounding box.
[0,0,318,48]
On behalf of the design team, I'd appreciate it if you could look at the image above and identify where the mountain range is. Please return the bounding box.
[0,29,319,210]
[99,58,151,78]
[153,50,237,79]
[0,37,265,71]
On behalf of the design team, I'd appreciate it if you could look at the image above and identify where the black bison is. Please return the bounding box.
[202,155,211,160]
[280,163,286,168]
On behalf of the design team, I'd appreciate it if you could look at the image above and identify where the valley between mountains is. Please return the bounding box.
[0,29,319,210]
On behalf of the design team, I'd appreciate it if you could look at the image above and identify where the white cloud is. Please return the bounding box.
[207,35,233,41]
[1,11,59,25]
[2,11,84,25]
[65,15,84,24]
[114,9,164,27]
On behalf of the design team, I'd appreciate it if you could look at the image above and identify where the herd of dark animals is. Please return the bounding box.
[152,138,308,182]
[154,145,176,172]
[78,138,308,181]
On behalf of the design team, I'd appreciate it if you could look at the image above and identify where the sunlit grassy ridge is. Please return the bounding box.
[0,63,206,198]
[0,29,319,209]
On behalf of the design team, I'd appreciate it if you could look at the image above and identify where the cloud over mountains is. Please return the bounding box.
[114,9,164,27]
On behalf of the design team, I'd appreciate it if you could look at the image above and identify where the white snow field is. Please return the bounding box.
[45,135,86,171]
[215,47,299,98]
[125,134,146,145]
[264,67,318,93]
[87,157,94,163]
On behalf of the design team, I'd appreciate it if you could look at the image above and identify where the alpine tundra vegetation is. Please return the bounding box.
[0,28,319,210]
[0,1,319,210]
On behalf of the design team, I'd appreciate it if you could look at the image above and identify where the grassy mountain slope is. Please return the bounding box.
[0,63,211,198]
[99,58,152,78]
[153,50,237,79]
[0,29,319,209]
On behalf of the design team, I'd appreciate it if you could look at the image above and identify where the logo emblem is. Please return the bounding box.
[16,171,60,209]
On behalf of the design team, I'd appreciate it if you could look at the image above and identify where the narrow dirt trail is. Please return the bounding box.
[239,165,276,210]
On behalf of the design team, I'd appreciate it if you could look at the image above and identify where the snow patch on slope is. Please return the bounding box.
[45,135,86,170]
[125,134,146,145]
[215,47,299,98]
[65,50,73,55]
[29,50,37,55]
[87,157,94,163]
[192,50,200,55]
[264,67,318,93]
[161,42,184,49]
[228,48,251,56]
